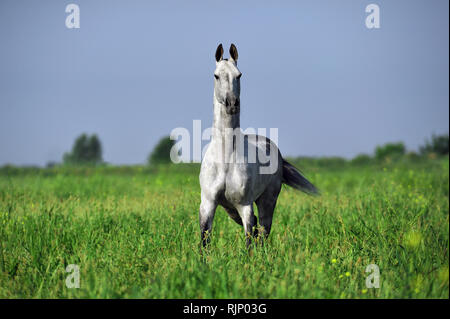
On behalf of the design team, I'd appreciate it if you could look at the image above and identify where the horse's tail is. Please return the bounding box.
[282,158,319,196]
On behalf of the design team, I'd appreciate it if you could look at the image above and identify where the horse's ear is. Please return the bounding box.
[215,44,224,62]
[229,43,238,62]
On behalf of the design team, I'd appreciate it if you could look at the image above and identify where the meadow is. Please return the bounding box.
[0,157,448,298]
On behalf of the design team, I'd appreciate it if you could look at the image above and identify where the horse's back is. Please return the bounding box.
[245,133,283,174]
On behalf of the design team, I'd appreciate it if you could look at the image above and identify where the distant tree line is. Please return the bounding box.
[44,132,449,167]
[57,133,175,167]
[351,133,449,165]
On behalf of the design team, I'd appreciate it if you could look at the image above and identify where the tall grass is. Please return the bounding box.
[0,158,448,298]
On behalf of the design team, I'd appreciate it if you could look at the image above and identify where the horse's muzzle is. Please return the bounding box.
[225,96,240,114]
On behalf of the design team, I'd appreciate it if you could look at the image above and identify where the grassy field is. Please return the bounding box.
[0,157,448,298]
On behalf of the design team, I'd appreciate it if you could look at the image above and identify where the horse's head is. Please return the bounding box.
[214,43,242,115]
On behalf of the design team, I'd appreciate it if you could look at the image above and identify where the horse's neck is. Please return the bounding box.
[211,97,241,141]
[210,97,241,163]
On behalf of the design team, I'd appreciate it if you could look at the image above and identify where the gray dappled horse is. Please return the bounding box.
[199,43,318,248]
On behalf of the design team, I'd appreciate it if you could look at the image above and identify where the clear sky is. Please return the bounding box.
[0,0,448,166]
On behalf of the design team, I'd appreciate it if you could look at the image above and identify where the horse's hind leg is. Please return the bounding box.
[255,184,281,241]
[224,206,258,237]
[223,206,243,226]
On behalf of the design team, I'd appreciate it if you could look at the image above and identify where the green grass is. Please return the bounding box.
[0,158,448,298]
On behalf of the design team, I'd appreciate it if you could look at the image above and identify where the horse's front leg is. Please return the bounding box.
[236,204,256,248]
[199,197,217,248]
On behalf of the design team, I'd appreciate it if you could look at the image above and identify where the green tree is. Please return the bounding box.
[148,136,175,165]
[419,133,449,156]
[63,133,103,165]
[375,142,405,162]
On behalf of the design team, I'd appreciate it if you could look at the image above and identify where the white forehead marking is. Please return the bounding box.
[216,60,240,76]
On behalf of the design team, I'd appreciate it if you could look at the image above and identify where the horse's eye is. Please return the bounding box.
[214,74,219,80]
[237,73,242,79]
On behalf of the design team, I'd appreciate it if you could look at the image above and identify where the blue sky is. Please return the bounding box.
[0,0,448,165]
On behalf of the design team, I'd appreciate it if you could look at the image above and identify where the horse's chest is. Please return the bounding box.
[223,166,251,203]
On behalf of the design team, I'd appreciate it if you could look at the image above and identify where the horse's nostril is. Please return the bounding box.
[225,96,239,107]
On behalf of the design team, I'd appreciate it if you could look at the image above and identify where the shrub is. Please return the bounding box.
[406,151,421,162]
[375,142,405,162]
